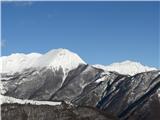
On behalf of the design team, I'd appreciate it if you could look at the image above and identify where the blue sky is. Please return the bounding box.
[1,1,159,67]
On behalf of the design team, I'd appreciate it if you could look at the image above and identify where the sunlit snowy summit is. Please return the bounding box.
[0,48,156,75]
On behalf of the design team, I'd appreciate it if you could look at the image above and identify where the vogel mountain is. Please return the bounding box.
[0,48,160,120]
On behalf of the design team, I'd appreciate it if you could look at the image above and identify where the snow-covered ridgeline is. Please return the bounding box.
[0,48,157,75]
[0,48,86,74]
[0,95,61,106]
[0,53,42,73]
[93,60,157,76]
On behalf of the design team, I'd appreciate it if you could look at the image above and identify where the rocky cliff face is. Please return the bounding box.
[1,64,160,120]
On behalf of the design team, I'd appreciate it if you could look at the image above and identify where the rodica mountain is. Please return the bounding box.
[0,48,160,120]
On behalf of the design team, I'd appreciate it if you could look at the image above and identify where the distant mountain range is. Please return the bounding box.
[0,48,156,75]
[0,48,160,120]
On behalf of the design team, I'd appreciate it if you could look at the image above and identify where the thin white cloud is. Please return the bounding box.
[2,1,34,7]
[14,1,34,6]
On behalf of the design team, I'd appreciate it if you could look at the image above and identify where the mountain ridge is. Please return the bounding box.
[0,48,157,76]
[0,48,86,74]
[1,50,160,120]
[1,64,160,120]
[93,60,157,75]
[0,48,157,75]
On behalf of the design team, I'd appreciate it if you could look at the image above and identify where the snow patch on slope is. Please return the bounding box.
[0,48,86,73]
[93,60,157,76]
[0,95,61,106]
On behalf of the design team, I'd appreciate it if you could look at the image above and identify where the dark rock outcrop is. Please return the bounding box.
[1,103,117,120]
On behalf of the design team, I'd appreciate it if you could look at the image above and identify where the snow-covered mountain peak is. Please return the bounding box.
[1,49,157,75]
[34,48,86,71]
[93,60,157,76]
[0,48,86,73]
